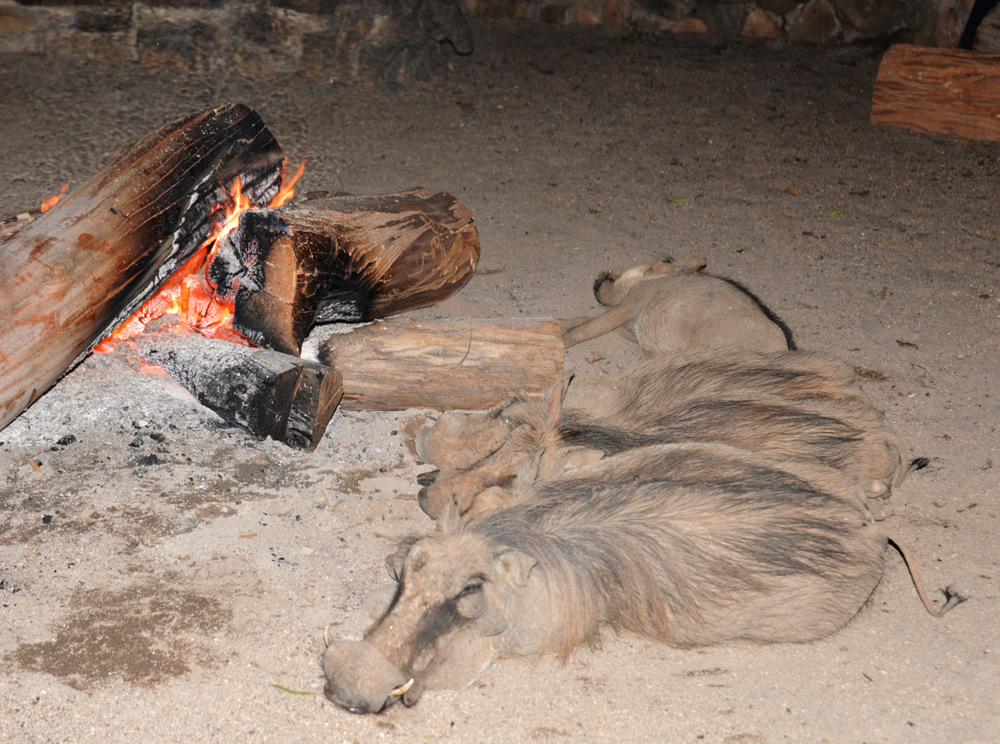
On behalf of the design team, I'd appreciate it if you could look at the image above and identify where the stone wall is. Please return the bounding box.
[0,0,473,81]
[0,0,988,81]
[460,0,979,46]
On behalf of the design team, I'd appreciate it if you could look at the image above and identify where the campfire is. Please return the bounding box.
[0,104,564,450]
[95,160,305,353]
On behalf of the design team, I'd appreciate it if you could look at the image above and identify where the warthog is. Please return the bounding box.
[560,258,792,356]
[323,443,962,713]
[416,348,907,521]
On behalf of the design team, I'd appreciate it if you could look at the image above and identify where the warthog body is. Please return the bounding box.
[416,348,905,520]
[561,258,792,356]
[323,443,961,713]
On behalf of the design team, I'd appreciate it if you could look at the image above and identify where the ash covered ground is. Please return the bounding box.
[1,21,998,743]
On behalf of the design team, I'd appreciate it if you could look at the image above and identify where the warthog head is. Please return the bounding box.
[593,256,708,306]
[322,529,547,713]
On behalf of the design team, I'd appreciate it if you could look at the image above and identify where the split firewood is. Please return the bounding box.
[0,103,286,432]
[207,189,480,355]
[134,332,343,451]
[318,317,565,411]
[872,44,1000,142]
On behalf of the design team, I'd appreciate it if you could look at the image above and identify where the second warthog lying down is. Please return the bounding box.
[416,347,910,521]
[560,257,793,356]
[323,443,963,713]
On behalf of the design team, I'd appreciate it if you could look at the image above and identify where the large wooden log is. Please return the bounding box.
[134,333,343,451]
[0,104,286,432]
[207,189,480,355]
[318,318,565,411]
[871,44,1000,142]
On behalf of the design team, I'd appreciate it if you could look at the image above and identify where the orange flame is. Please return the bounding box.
[96,159,305,354]
[271,160,305,209]
[41,182,70,212]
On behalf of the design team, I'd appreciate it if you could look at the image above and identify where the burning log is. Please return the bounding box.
[207,190,480,355]
[318,317,565,411]
[134,333,343,451]
[0,103,286,432]
[872,44,1000,142]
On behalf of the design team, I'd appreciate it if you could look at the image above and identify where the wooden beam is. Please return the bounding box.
[872,44,1000,142]
[318,317,565,411]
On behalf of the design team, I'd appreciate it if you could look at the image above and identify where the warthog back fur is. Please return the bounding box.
[323,443,962,713]
[561,258,792,356]
[416,348,904,520]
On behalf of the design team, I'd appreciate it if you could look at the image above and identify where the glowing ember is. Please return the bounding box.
[95,159,304,353]
[40,182,70,212]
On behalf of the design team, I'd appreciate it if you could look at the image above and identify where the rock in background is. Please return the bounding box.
[459,0,976,46]
[0,0,474,82]
[0,0,983,68]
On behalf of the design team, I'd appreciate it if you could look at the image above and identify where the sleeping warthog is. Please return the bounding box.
[416,348,906,520]
[561,258,792,356]
[323,443,962,713]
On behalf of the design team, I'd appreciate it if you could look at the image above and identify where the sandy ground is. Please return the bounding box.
[1,20,998,743]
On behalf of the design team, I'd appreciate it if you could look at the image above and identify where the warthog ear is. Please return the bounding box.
[385,537,420,581]
[463,485,508,519]
[536,445,604,479]
[542,373,572,427]
[651,256,707,275]
[495,549,537,588]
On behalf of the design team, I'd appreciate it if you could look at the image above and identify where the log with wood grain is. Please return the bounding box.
[0,101,552,447]
[130,318,564,445]
[207,189,481,355]
[871,44,1000,142]
[318,317,565,411]
[134,332,343,451]
[0,103,286,432]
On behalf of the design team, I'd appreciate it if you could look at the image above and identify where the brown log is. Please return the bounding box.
[318,318,565,411]
[134,332,343,451]
[207,189,480,355]
[0,104,286,432]
[872,44,1000,142]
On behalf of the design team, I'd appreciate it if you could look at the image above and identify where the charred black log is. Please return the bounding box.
[0,103,285,432]
[134,333,343,451]
[208,189,480,355]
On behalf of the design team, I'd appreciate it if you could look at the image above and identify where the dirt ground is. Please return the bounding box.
[1,20,998,743]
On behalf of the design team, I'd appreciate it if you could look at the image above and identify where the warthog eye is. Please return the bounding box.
[456,582,482,600]
[453,579,487,620]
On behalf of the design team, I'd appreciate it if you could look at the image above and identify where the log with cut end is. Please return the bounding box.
[208,189,480,355]
[872,44,1000,142]
[134,332,343,450]
[0,103,286,432]
[318,318,564,411]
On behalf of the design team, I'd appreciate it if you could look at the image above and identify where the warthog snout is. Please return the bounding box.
[322,639,413,714]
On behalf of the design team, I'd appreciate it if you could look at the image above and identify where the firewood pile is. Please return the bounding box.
[0,104,564,450]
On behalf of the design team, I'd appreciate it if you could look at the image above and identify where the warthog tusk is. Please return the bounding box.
[389,678,414,697]
[323,625,332,648]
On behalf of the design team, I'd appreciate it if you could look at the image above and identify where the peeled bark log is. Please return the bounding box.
[318,317,565,411]
[872,44,1000,142]
[135,332,343,450]
[0,104,286,432]
[207,189,480,355]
